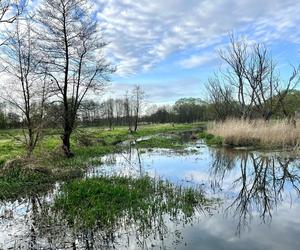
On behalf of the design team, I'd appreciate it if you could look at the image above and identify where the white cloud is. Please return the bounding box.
[96,0,300,76]
[100,77,203,105]
[178,53,218,69]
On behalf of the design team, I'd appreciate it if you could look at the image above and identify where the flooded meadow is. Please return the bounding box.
[1,138,300,249]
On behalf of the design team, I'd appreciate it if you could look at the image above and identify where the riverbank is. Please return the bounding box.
[0,123,206,200]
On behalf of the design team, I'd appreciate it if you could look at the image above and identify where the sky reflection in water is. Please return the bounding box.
[1,141,300,249]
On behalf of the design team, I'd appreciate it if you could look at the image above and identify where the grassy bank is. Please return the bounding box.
[0,123,206,200]
[208,119,300,148]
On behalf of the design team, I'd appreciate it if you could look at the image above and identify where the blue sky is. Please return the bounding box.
[93,0,300,105]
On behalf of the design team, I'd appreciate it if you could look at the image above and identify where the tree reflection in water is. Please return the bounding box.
[1,145,299,249]
[209,148,300,233]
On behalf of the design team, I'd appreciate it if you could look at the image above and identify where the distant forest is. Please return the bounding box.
[1,90,299,130]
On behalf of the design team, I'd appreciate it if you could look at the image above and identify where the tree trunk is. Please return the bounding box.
[134,116,138,132]
[62,127,74,158]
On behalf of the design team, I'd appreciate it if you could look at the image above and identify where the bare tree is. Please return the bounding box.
[115,98,125,126]
[104,98,114,130]
[36,0,113,157]
[132,85,145,132]
[124,91,133,132]
[0,0,25,48]
[218,34,299,120]
[0,18,48,157]
[0,0,24,24]
[206,75,238,121]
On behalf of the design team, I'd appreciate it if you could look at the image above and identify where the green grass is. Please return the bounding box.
[0,123,206,166]
[136,136,185,148]
[0,164,54,200]
[0,123,206,200]
[0,159,84,201]
[198,131,224,146]
[53,176,211,229]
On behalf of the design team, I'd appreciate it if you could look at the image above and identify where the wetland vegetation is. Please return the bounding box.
[0,0,300,249]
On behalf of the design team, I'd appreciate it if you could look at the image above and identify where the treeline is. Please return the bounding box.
[1,88,300,131]
[76,90,300,129]
[78,97,211,127]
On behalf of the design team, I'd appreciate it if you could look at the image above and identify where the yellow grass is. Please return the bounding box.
[208,119,300,148]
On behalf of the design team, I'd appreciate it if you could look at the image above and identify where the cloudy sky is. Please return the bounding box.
[91,0,300,105]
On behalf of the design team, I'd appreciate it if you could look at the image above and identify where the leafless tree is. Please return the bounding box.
[206,75,238,121]
[115,98,125,126]
[218,34,299,120]
[0,0,24,24]
[104,98,114,130]
[0,0,25,48]
[124,91,133,132]
[36,0,114,157]
[132,85,145,132]
[0,18,48,157]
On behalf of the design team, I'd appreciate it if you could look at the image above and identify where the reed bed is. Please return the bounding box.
[208,119,300,148]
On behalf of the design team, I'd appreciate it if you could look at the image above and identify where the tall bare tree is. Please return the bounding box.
[218,34,299,120]
[132,85,145,132]
[124,91,132,132]
[0,18,48,157]
[36,0,113,157]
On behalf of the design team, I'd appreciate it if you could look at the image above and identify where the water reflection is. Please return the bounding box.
[93,144,300,234]
[1,177,214,249]
[1,142,300,249]
[210,149,300,233]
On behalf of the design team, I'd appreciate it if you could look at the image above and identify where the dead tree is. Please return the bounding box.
[219,34,300,121]
[36,0,113,157]
[206,75,238,121]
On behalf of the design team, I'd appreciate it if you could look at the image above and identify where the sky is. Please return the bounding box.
[89,0,300,105]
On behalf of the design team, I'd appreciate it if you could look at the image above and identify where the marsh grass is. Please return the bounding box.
[53,176,211,229]
[0,123,205,199]
[208,119,300,148]
[136,136,185,148]
[0,123,205,167]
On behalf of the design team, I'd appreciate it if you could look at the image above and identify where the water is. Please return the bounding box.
[1,141,300,249]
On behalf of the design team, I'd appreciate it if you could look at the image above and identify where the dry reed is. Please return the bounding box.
[208,119,300,148]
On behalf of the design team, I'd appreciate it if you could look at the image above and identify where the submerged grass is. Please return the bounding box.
[209,119,300,148]
[53,176,211,229]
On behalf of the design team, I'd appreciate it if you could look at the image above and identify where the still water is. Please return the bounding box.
[1,141,300,249]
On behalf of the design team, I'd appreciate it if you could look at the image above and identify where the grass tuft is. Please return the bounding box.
[53,176,211,229]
